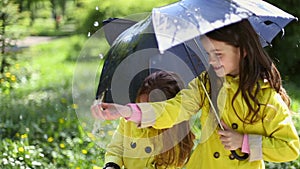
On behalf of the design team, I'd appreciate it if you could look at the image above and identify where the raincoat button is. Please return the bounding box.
[232,123,238,129]
[130,142,136,149]
[229,154,235,160]
[213,152,220,158]
[145,146,152,153]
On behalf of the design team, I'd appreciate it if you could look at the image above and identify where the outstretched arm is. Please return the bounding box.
[91,102,132,120]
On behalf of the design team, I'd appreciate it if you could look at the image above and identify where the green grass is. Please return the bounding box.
[0,35,106,169]
[1,34,300,168]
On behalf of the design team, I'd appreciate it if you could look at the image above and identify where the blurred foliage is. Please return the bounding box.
[0,0,300,168]
[266,0,300,85]
[74,0,177,35]
[0,0,30,94]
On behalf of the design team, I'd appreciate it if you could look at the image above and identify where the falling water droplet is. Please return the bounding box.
[87,32,91,37]
[99,53,104,59]
[177,25,181,30]
[173,19,178,23]
[96,6,99,10]
[94,21,99,27]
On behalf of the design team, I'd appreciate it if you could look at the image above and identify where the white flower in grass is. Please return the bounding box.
[2,158,8,165]
[32,161,42,166]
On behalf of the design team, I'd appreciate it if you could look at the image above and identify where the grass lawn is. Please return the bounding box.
[1,35,299,168]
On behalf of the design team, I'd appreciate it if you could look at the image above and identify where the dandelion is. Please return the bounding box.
[18,147,24,152]
[75,167,80,169]
[11,75,16,82]
[60,143,65,148]
[81,149,88,154]
[61,98,67,104]
[21,134,28,139]
[71,103,78,109]
[59,118,65,124]
[87,132,95,141]
[108,130,114,136]
[41,118,46,123]
[15,63,20,69]
[47,137,54,143]
[5,72,11,78]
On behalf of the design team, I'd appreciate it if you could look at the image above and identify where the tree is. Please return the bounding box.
[0,0,29,93]
[267,0,300,83]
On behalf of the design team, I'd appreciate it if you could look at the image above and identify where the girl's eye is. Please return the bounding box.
[215,53,222,58]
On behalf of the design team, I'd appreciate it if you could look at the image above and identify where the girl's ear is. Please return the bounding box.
[243,48,247,58]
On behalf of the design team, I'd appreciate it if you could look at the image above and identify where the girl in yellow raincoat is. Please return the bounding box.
[92,19,300,169]
[103,71,195,169]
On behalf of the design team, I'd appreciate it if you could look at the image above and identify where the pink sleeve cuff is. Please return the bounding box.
[125,103,142,123]
[242,134,250,154]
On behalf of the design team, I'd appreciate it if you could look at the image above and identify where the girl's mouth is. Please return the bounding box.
[213,65,223,71]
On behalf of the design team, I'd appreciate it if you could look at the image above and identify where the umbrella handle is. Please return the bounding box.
[231,150,249,161]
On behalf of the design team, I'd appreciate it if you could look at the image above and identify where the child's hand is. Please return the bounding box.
[91,102,132,120]
[218,121,243,150]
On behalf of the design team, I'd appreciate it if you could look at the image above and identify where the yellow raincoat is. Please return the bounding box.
[105,118,180,169]
[137,75,300,169]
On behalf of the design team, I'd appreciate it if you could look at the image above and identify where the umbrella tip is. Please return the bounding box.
[159,49,165,54]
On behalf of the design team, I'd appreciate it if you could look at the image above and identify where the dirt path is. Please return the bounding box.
[16,36,56,48]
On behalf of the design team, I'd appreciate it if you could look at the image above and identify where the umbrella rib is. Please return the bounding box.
[199,81,224,130]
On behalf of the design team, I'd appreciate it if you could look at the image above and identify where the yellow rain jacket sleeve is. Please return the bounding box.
[246,91,300,162]
[137,76,207,129]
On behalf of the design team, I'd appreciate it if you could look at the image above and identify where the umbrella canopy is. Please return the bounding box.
[152,0,297,52]
[96,16,205,104]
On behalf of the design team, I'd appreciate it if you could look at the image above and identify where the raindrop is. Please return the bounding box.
[177,25,181,30]
[99,53,104,59]
[96,6,99,10]
[94,21,99,27]
[173,19,178,23]
[296,44,299,48]
[87,32,91,37]
[19,115,22,120]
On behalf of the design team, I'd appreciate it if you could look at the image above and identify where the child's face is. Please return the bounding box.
[201,37,241,77]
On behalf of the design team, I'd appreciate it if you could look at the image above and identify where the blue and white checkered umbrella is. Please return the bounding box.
[152,0,297,52]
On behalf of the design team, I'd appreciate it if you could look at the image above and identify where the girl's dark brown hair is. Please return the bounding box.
[205,19,291,123]
[137,70,195,168]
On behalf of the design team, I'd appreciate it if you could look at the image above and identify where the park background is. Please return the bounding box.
[1,0,300,168]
